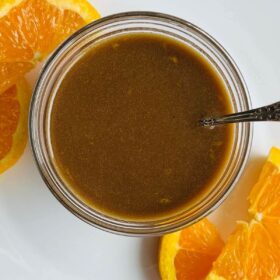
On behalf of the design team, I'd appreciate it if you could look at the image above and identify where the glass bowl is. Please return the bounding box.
[29,11,252,236]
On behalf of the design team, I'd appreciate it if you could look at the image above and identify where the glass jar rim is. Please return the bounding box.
[29,11,252,236]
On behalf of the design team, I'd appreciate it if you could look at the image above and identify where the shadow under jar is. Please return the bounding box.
[30,12,252,236]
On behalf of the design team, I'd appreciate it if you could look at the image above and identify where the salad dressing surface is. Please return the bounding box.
[50,33,232,220]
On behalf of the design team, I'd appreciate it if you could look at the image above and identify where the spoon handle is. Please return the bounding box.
[200,101,280,127]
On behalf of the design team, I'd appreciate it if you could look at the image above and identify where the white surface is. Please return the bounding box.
[1,1,280,279]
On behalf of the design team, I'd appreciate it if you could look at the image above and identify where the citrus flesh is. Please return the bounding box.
[207,147,280,280]
[0,79,30,174]
[159,218,224,280]
[0,0,100,173]
[0,0,100,93]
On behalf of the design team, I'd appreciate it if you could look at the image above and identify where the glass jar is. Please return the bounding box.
[29,12,252,236]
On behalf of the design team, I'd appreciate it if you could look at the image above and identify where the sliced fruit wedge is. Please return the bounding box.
[0,0,100,93]
[159,218,224,280]
[0,79,30,174]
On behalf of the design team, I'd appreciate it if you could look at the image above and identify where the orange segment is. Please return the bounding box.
[0,62,34,94]
[249,147,280,217]
[206,148,280,280]
[159,218,224,280]
[207,222,249,280]
[246,221,280,280]
[207,221,280,280]
[262,216,280,250]
[0,0,100,92]
[0,79,30,174]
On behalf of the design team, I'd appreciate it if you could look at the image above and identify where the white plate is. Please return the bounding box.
[1,1,280,279]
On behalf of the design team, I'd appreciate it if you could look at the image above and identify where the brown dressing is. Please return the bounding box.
[50,33,233,220]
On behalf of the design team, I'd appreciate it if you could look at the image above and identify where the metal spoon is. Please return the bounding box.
[200,101,280,127]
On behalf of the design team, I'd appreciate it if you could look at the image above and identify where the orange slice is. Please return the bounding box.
[159,218,224,280]
[0,79,30,174]
[0,0,100,93]
[249,147,280,217]
[207,221,280,280]
[206,147,280,280]
[206,222,249,280]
